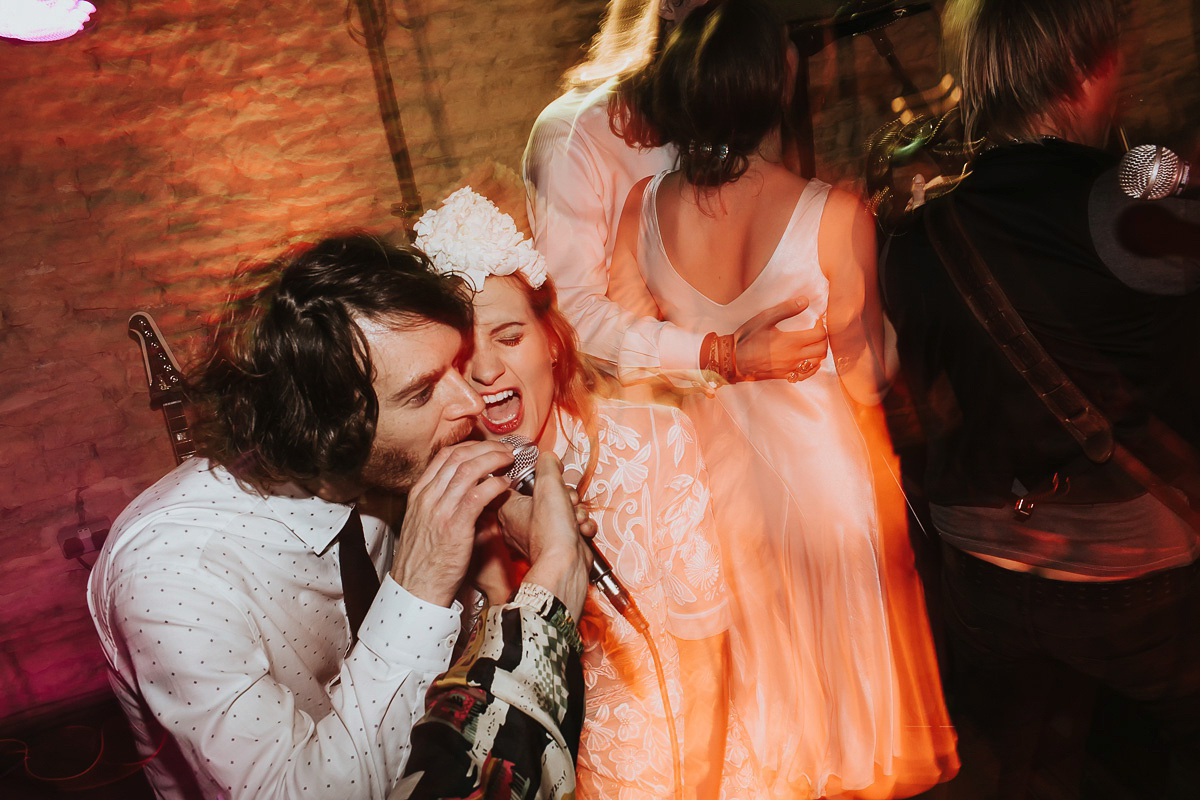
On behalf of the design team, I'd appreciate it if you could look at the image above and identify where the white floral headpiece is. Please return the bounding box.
[413,187,547,292]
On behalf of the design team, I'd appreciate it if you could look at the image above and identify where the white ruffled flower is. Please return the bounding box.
[413,188,547,291]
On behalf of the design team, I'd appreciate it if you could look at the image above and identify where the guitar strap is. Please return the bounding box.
[922,195,1200,534]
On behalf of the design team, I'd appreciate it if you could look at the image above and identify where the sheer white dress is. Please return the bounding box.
[623,172,958,798]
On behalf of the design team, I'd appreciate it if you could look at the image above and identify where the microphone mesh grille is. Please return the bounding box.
[1119,144,1180,199]
[500,434,538,487]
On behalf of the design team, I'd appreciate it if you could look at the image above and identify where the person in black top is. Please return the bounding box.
[880,0,1200,797]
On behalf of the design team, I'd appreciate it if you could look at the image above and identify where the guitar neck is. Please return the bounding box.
[161,398,196,464]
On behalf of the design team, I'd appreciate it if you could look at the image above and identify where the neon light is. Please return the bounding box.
[0,0,96,43]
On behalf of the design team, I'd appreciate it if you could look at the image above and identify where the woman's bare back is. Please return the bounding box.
[653,163,809,305]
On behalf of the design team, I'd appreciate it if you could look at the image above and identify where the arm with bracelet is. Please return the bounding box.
[610,176,829,390]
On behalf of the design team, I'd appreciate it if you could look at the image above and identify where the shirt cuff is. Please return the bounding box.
[356,574,461,668]
[512,582,583,655]
[658,326,712,388]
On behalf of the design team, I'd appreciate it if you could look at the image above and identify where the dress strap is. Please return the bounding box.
[640,170,671,245]
[789,178,832,247]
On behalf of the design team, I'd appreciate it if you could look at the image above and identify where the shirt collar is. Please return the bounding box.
[261,482,356,554]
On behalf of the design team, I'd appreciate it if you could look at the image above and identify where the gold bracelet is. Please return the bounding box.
[700,331,719,375]
[717,334,736,383]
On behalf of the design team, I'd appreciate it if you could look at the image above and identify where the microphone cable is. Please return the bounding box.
[502,434,684,800]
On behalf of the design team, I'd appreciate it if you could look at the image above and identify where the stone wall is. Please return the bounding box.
[0,0,1196,724]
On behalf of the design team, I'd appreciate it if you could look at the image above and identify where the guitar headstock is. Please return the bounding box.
[128,312,195,464]
[128,312,186,405]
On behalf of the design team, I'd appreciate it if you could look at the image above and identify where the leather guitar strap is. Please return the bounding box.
[922,196,1200,533]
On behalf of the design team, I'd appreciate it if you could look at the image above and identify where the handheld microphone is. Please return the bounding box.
[1119,144,1197,199]
[500,434,648,631]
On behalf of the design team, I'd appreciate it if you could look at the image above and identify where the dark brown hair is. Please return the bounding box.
[189,233,473,490]
[604,3,729,151]
[649,0,788,186]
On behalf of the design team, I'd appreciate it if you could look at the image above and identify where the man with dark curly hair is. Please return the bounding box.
[88,234,591,800]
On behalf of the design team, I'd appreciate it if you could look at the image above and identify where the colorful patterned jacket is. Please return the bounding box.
[392,584,585,799]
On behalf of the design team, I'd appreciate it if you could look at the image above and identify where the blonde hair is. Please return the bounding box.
[563,0,665,90]
[944,0,1122,143]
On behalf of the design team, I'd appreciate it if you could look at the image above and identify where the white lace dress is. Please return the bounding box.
[553,398,767,799]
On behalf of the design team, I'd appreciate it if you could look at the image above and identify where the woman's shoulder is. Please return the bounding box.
[532,85,621,141]
[527,85,619,169]
[534,82,612,120]
[813,182,873,253]
[818,181,866,219]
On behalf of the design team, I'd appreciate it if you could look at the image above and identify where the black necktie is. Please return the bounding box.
[337,507,380,643]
